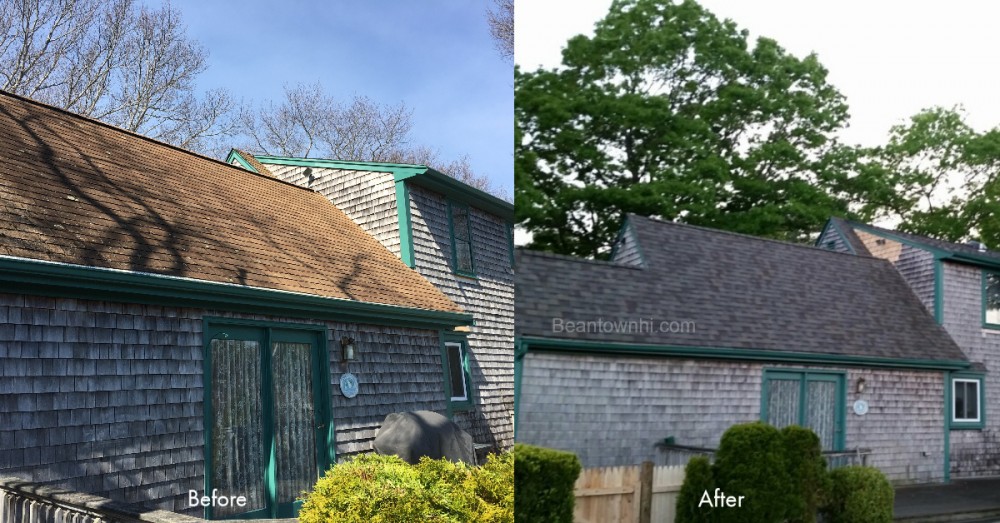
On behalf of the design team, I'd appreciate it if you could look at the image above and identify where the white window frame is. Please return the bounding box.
[445,341,469,402]
[953,378,981,423]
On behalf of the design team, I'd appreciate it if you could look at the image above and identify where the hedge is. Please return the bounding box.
[781,425,830,523]
[822,466,894,523]
[513,443,581,523]
[712,422,790,523]
[675,455,716,523]
[298,451,513,523]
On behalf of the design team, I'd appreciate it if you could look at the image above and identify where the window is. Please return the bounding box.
[984,271,1000,327]
[441,334,473,412]
[449,202,475,276]
[507,222,515,268]
[203,319,332,519]
[951,375,984,429]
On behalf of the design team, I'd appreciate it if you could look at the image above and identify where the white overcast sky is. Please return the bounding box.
[516,1,1000,148]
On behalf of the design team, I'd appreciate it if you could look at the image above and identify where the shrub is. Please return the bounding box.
[822,466,894,523]
[298,451,514,523]
[513,443,581,523]
[781,425,830,523]
[712,422,790,523]
[675,455,716,523]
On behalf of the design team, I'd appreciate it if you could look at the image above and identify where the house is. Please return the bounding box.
[0,90,480,519]
[226,150,515,453]
[817,217,1000,481]
[514,214,973,485]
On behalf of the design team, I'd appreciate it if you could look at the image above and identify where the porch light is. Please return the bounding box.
[856,377,866,394]
[341,337,356,362]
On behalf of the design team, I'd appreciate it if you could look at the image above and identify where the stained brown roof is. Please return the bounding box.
[0,90,462,313]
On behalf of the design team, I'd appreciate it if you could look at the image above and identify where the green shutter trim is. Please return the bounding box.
[226,149,259,173]
[0,255,473,330]
[944,370,951,483]
[935,257,944,324]
[252,155,514,221]
[514,338,527,439]
[394,180,415,268]
[520,337,970,371]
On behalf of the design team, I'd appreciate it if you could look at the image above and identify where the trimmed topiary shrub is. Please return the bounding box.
[712,422,790,523]
[675,455,717,523]
[781,425,830,523]
[514,443,581,523]
[298,451,514,523]
[822,466,894,523]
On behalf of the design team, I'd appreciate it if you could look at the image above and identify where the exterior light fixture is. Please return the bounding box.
[856,377,866,394]
[341,337,356,362]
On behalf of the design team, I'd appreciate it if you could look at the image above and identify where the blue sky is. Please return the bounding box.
[155,1,512,195]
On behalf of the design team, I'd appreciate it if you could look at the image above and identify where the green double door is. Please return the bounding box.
[761,371,845,451]
[204,323,332,519]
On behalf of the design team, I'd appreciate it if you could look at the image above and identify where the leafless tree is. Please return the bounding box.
[487,0,513,63]
[0,0,234,155]
[240,83,507,199]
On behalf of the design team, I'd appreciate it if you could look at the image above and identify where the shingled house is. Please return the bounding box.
[226,150,515,453]
[818,217,1000,481]
[515,215,973,485]
[0,90,478,519]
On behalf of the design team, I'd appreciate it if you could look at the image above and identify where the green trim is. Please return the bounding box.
[440,331,474,415]
[0,255,472,330]
[519,337,970,371]
[226,149,259,174]
[608,216,647,266]
[948,371,986,430]
[253,155,514,221]
[514,338,524,438]
[394,180,415,268]
[816,219,858,255]
[935,257,944,324]
[761,369,846,451]
[507,222,515,268]
[982,269,1000,330]
[447,201,477,278]
[202,318,333,519]
[944,370,951,482]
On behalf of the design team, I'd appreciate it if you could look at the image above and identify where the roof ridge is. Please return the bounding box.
[844,218,998,255]
[516,248,644,269]
[255,154,430,170]
[629,214,880,261]
[0,89,314,194]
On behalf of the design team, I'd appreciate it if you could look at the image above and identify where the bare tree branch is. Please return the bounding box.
[487,0,513,64]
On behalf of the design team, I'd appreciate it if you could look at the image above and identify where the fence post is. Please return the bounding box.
[639,461,653,523]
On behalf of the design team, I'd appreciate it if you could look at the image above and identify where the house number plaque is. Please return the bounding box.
[340,373,359,399]
[853,399,869,416]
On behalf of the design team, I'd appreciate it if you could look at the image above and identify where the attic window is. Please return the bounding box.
[448,202,476,277]
[824,240,837,250]
[983,271,1000,327]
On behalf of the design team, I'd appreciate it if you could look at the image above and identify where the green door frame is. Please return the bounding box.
[760,369,846,451]
[203,318,333,520]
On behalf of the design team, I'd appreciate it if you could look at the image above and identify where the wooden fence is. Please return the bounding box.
[573,462,686,523]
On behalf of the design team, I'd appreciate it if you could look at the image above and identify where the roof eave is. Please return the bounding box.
[0,255,473,330]
[517,336,969,371]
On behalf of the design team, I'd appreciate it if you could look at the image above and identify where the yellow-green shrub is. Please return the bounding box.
[298,452,513,523]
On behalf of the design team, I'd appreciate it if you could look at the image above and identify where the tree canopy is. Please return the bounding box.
[515,0,882,257]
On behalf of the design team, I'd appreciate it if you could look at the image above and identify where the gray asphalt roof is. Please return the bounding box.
[516,215,968,364]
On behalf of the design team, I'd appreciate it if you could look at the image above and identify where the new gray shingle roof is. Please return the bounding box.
[516,215,968,364]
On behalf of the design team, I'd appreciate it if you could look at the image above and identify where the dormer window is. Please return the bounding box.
[448,202,476,277]
[983,271,1000,327]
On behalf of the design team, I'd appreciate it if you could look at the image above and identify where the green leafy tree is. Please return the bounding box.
[865,106,1000,248]
[515,0,877,257]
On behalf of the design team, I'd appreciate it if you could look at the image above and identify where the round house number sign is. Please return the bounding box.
[340,373,359,399]
[853,399,869,416]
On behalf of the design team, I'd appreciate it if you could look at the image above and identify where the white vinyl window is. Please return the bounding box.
[445,341,469,402]
[953,378,981,423]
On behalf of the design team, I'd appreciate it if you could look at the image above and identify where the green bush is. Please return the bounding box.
[712,422,790,523]
[513,443,581,523]
[675,455,716,523]
[822,466,894,523]
[298,452,514,523]
[781,425,830,523]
